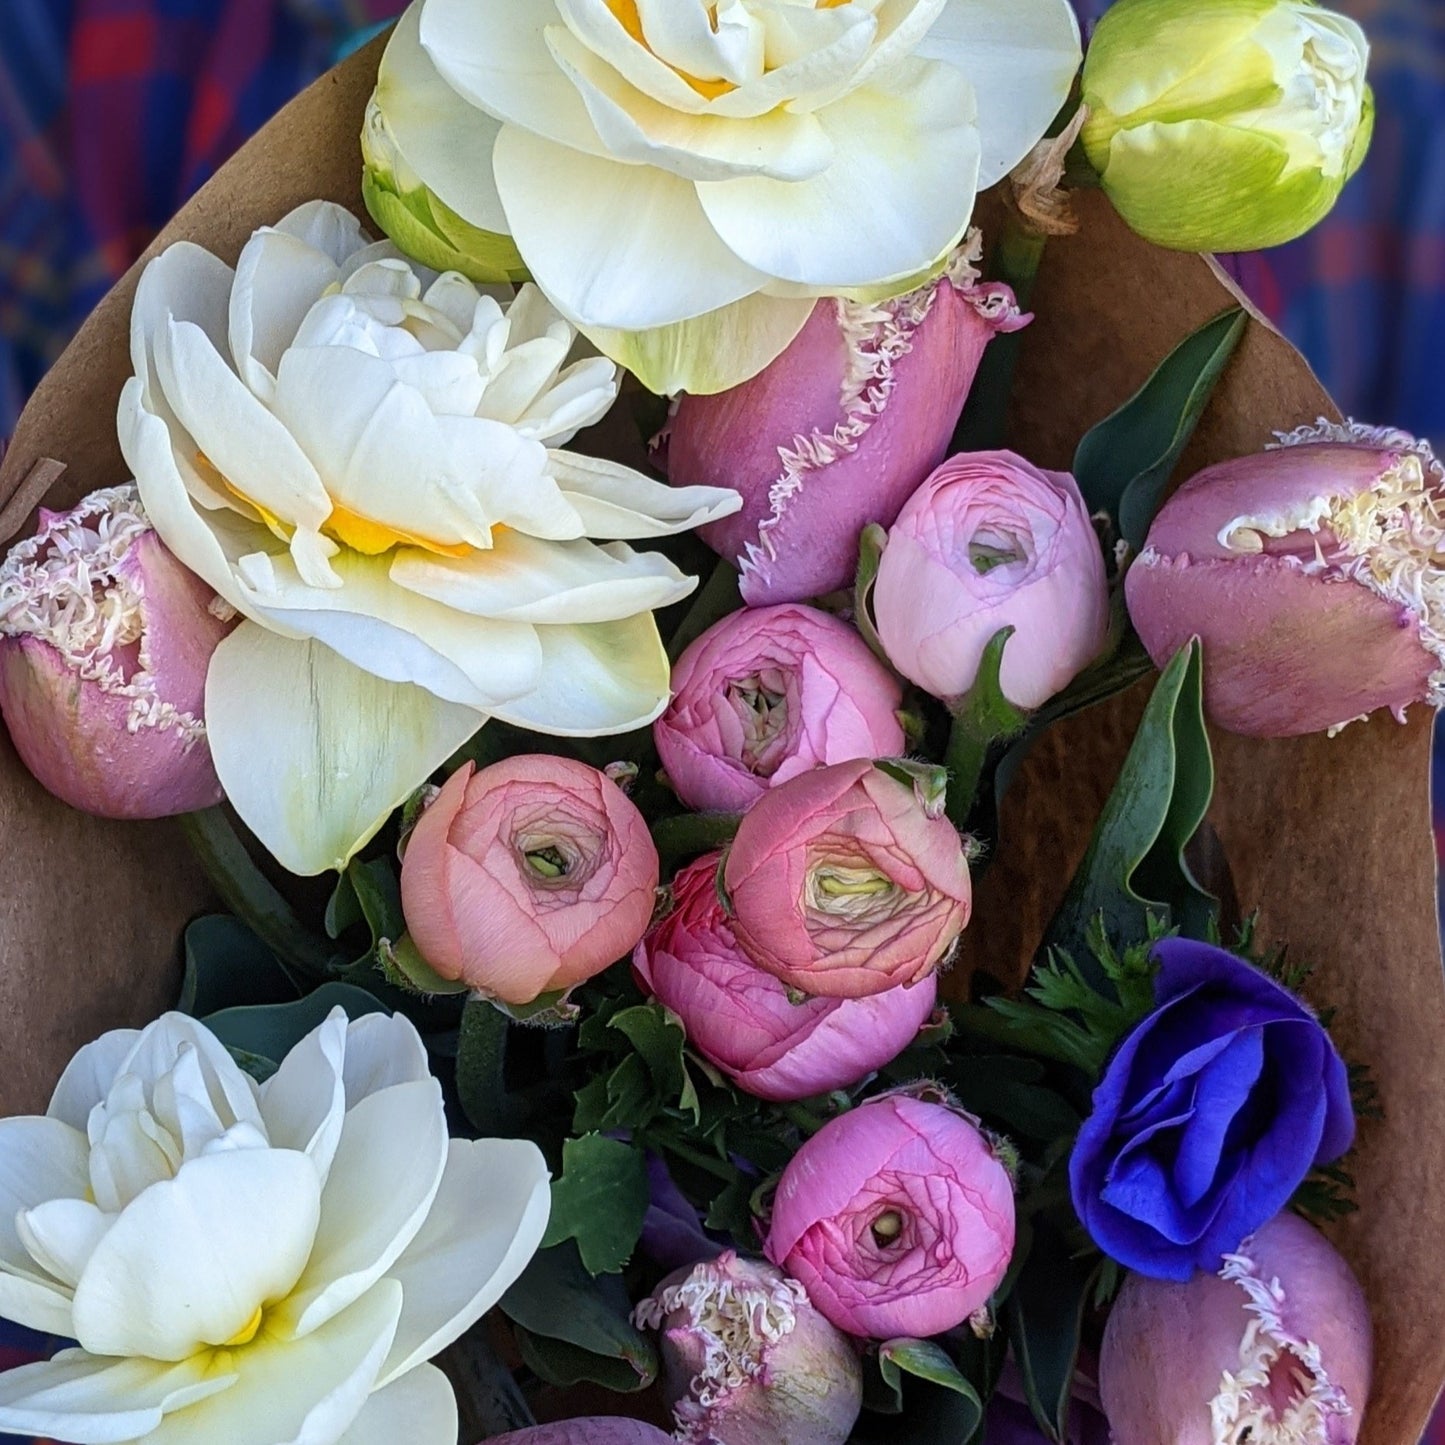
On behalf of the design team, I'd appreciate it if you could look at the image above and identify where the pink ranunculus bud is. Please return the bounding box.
[722,758,971,999]
[0,483,235,818]
[487,1423,673,1444]
[1126,422,1445,736]
[1098,1210,1372,1444]
[655,604,905,814]
[400,754,660,1005]
[872,451,1110,711]
[764,1093,1016,1339]
[663,243,1028,606]
[634,1250,863,1445]
[634,854,938,1102]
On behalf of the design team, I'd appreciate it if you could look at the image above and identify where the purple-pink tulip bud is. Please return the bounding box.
[1098,1210,1372,1444]
[487,1423,673,1444]
[0,484,234,818]
[634,853,938,1102]
[634,1250,863,1445]
[1126,422,1445,736]
[662,245,1027,605]
[655,604,904,814]
[873,451,1110,710]
[765,1093,1016,1339]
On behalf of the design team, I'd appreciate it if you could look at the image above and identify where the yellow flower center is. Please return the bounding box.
[220,1304,265,1349]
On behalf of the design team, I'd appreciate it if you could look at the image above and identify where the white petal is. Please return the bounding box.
[508,356,619,448]
[229,228,340,404]
[259,1010,349,1182]
[0,1117,91,1278]
[117,1015,264,1138]
[204,628,484,876]
[0,1351,235,1445]
[286,1080,448,1337]
[141,1280,403,1445]
[494,613,674,736]
[391,350,488,417]
[707,6,878,118]
[376,2,512,232]
[336,1364,457,1445]
[154,316,333,532]
[491,127,769,329]
[70,1150,322,1361]
[0,1271,78,1336]
[270,200,370,266]
[553,0,716,113]
[47,1031,141,1131]
[86,1106,178,1217]
[377,1138,550,1386]
[129,243,234,408]
[546,450,742,538]
[419,0,605,153]
[341,1015,432,1108]
[545,22,833,182]
[697,58,981,287]
[633,0,764,84]
[16,1199,109,1289]
[916,0,1081,184]
[392,534,695,624]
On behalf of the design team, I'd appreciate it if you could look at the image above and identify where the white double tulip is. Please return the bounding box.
[366,0,1082,393]
[0,1008,549,1444]
[118,200,739,875]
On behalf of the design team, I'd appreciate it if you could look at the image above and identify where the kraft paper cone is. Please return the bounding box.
[0,31,1440,1443]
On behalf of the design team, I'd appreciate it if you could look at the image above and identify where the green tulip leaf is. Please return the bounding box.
[179,914,299,1018]
[1073,306,1247,552]
[201,983,389,1075]
[540,1134,650,1276]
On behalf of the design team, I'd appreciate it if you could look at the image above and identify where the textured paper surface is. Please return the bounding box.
[0,34,1440,1441]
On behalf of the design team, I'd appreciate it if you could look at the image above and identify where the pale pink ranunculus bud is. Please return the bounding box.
[872,451,1110,710]
[655,604,904,814]
[488,1423,673,1444]
[634,1250,863,1445]
[0,483,234,818]
[1098,1209,1372,1444]
[722,758,971,1000]
[635,854,938,1102]
[400,755,660,1005]
[765,1093,1016,1339]
[662,245,1028,606]
[1126,422,1445,736]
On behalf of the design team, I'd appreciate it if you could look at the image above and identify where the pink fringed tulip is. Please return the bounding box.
[634,1251,863,1445]
[1127,422,1445,735]
[1098,1210,1372,1444]
[723,759,971,999]
[0,483,234,818]
[401,755,659,1005]
[655,604,904,814]
[635,854,938,1102]
[663,247,1028,605]
[765,1093,1016,1339]
[488,1424,672,1444]
[873,451,1110,710]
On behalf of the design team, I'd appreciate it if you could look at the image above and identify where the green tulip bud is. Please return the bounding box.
[1080,0,1373,252]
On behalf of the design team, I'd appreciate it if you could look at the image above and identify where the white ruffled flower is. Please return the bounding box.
[0,1008,549,1445]
[118,199,739,875]
[368,0,1081,386]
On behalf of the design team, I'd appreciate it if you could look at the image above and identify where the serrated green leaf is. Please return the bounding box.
[541,1135,650,1275]
[179,915,299,1017]
[1045,641,1216,955]
[201,983,388,1071]
[1073,307,1247,551]
[500,1243,658,1388]
[608,1004,701,1124]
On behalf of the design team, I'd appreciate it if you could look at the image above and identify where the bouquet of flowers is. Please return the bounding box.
[0,2,1441,1443]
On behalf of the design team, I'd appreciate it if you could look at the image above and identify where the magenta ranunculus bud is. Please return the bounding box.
[872,450,1110,711]
[1098,1210,1372,1444]
[723,758,972,999]
[765,1093,1016,1339]
[400,755,660,1005]
[655,604,904,814]
[1126,421,1445,736]
[663,245,1028,606]
[634,1250,863,1445]
[0,483,234,818]
[488,1423,673,1444]
[635,853,938,1102]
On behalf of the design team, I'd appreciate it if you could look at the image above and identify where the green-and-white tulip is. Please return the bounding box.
[1080,0,1373,252]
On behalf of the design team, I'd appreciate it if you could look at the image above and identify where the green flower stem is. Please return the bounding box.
[652,811,743,870]
[781,1103,829,1137]
[943,715,998,835]
[179,808,341,983]
[658,1136,738,1184]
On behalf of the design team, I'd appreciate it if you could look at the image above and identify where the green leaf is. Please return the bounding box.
[1045,640,1216,954]
[667,557,742,662]
[947,1056,1083,1142]
[1073,307,1247,552]
[1005,1222,1096,1442]
[201,983,388,1071]
[944,627,1029,829]
[347,856,406,949]
[323,870,363,941]
[852,523,895,667]
[499,1242,658,1389]
[540,1135,650,1275]
[608,1004,700,1124]
[853,1338,985,1444]
[178,915,299,1017]
[377,934,469,997]
[513,1324,655,1393]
